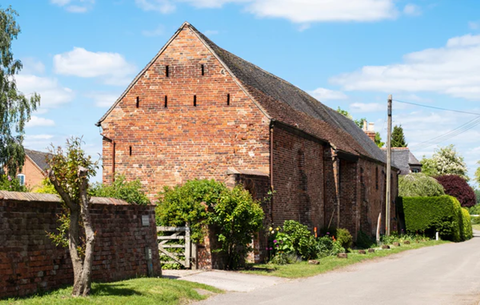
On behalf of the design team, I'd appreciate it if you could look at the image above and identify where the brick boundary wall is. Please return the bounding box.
[0,191,161,299]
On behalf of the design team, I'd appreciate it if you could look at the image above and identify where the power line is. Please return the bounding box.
[394,99,480,117]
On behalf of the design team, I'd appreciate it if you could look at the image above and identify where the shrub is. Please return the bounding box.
[356,230,375,249]
[156,179,264,270]
[156,179,227,243]
[210,186,264,269]
[460,208,473,240]
[34,178,57,194]
[399,173,445,197]
[0,175,27,192]
[335,228,353,251]
[435,175,476,208]
[279,220,317,260]
[316,235,344,257]
[89,175,150,205]
[468,204,480,215]
[402,195,462,241]
[471,215,480,225]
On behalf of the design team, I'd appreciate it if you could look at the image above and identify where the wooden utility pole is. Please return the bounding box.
[385,95,392,236]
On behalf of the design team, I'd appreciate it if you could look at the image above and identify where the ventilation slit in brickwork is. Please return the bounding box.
[129,146,132,156]
[227,93,230,106]
[201,64,204,76]
[164,95,168,108]
[166,65,169,77]
[193,95,197,107]
[136,96,139,108]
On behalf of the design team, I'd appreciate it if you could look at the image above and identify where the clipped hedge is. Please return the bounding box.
[402,195,462,241]
[460,208,473,240]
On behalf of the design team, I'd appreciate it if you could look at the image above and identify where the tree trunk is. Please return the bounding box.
[69,207,85,296]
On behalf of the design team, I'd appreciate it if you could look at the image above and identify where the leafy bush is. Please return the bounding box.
[399,173,445,197]
[460,208,473,240]
[210,186,264,269]
[281,220,318,260]
[316,235,344,257]
[468,204,480,215]
[156,179,264,270]
[435,175,476,208]
[269,252,301,265]
[356,230,376,249]
[34,178,58,194]
[402,195,462,241]
[0,175,27,192]
[471,215,480,224]
[89,175,150,205]
[156,179,227,243]
[335,228,353,251]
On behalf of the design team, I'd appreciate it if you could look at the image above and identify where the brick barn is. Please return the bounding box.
[97,22,398,245]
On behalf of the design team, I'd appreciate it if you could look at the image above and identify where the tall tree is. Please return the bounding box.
[391,125,407,147]
[0,6,40,176]
[421,144,469,181]
[47,138,98,296]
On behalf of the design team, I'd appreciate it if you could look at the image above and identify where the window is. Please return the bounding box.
[17,174,25,186]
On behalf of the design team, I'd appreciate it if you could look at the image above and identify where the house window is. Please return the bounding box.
[17,174,25,186]
[412,168,420,173]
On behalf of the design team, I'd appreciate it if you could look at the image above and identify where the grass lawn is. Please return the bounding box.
[0,277,222,305]
[243,240,448,278]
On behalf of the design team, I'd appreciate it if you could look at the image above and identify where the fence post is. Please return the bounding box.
[185,224,191,268]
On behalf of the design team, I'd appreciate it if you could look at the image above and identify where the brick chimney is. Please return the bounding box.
[363,121,376,143]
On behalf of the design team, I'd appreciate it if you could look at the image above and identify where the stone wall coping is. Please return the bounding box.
[0,190,154,206]
[226,167,269,177]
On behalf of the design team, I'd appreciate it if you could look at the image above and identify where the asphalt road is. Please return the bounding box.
[195,231,480,305]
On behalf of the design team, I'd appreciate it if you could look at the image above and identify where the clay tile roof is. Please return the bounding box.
[25,149,51,172]
[191,25,387,163]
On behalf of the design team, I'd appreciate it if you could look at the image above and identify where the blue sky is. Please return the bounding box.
[4,0,480,184]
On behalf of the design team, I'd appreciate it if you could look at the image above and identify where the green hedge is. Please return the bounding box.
[402,195,462,241]
[460,208,473,240]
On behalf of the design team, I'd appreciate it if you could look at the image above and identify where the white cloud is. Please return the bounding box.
[142,25,165,37]
[469,21,480,30]
[86,92,120,107]
[403,4,421,16]
[50,0,95,12]
[309,87,347,101]
[331,33,480,101]
[246,0,398,23]
[135,0,175,13]
[204,30,219,36]
[136,0,398,23]
[15,74,75,108]
[26,116,55,127]
[24,134,56,152]
[350,103,384,113]
[53,47,137,86]
[21,58,46,74]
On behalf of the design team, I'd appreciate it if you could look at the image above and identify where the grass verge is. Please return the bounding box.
[0,277,222,305]
[243,240,448,278]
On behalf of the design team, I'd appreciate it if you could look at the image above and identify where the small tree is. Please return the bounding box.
[47,137,98,297]
[435,175,476,208]
[391,125,407,147]
[421,145,468,181]
[0,6,40,176]
[399,173,445,197]
[475,161,480,186]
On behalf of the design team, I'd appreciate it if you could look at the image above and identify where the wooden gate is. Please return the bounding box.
[157,226,197,269]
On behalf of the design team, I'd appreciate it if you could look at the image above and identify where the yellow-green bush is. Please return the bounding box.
[460,208,473,240]
[402,195,462,241]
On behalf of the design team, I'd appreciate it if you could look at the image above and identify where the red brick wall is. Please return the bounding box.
[101,26,270,199]
[18,158,45,191]
[0,193,161,299]
[272,126,325,230]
